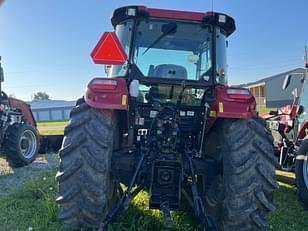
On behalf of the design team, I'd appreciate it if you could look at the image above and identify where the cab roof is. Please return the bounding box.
[111,5,236,36]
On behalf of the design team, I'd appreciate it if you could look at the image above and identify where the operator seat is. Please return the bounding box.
[152,64,187,79]
[147,64,188,104]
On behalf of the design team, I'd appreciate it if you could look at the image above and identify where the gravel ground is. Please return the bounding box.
[0,153,58,197]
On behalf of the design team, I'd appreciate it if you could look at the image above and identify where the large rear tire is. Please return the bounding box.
[3,123,39,168]
[295,138,308,208]
[204,118,278,231]
[56,103,117,229]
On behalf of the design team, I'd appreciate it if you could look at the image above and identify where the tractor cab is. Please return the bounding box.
[90,6,237,108]
[87,6,247,116]
[105,6,235,85]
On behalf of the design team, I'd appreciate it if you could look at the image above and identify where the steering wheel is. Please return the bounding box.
[0,91,8,101]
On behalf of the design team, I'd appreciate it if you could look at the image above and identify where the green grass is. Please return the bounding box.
[0,170,63,231]
[0,170,307,231]
[269,181,308,231]
[0,169,201,231]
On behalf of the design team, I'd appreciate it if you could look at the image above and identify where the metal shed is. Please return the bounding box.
[242,68,305,108]
[28,100,76,122]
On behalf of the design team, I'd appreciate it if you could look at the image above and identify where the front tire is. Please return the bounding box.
[56,103,117,229]
[4,123,39,168]
[295,138,308,208]
[204,118,278,230]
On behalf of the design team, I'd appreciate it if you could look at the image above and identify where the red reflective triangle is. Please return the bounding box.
[91,32,128,65]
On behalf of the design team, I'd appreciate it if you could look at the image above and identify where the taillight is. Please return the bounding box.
[90,79,117,90]
[227,88,252,100]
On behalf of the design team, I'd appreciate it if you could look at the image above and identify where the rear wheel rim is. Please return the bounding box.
[303,155,308,188]
[19,130,37,159]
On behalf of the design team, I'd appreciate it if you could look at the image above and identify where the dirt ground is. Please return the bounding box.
[0,153,58,197]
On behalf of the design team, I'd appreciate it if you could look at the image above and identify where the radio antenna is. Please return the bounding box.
[211,0,214,12]
[304,46,307,63]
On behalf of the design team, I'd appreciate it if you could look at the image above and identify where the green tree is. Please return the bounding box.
[33,92,50,100]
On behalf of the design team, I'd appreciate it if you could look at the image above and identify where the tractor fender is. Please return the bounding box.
[297,121,308,141]
[295,138,308,208]
[210,85,257,119]
[8,97,36,127]
[296,139,308,160]
[85,77,128,110]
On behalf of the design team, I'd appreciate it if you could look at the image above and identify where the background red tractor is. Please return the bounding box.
[56,6,277,231]
[0,56,39,167]
[262,49,308,207]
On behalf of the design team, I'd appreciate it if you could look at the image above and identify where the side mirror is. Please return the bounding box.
[0,69,3,82]
[0,56,4,82]
[282,74,291,90]
[0,56,4,83]
[306,61,308,69]
[187,54,199,63]
[297,105,304,115]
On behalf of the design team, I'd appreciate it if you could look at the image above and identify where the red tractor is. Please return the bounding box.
[262,53,308,207]
[0,57,39,167]
[56,6,277,231]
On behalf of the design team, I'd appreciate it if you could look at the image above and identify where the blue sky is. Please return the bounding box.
[0,0,307,101]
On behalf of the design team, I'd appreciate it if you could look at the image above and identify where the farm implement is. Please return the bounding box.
[262,47,308,207]
[0,56,39,167]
